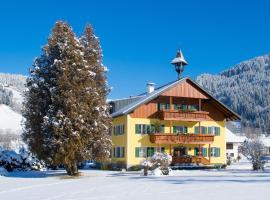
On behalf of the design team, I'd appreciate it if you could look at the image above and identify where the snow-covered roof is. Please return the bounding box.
[225,128,246,143]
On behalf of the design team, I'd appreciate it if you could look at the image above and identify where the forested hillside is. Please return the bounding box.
[0,73,26,150]
[196,53,270,134]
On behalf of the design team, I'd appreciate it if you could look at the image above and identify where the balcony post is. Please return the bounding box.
[199,144,202,156]
[199,99,202,111]
[170,96,173,111]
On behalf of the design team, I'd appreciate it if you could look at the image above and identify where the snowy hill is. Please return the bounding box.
[0,104,23,135]
[0,73,25,150]
[196,53,270,134]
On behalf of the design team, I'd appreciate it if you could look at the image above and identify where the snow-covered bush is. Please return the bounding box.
[239,139,265,170]
[0,148,45,172]
[142,152,172,176]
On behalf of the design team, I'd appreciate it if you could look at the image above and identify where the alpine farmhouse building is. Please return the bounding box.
[108,51,240,169]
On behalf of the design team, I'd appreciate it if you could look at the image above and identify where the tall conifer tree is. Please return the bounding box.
[23,21,111,175]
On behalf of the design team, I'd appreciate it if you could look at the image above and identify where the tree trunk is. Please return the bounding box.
[143,166,149,176]
[66,161,79,176]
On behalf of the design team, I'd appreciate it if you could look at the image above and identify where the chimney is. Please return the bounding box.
[147,82,155,93]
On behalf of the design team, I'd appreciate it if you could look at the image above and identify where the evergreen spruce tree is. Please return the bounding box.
[23,21,111,176]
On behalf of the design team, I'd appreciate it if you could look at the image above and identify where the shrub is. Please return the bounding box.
[0,148,45,172]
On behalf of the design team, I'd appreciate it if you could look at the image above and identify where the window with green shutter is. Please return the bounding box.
[166,104,170,110]
[174,104,179,111]
[211,147,220,157]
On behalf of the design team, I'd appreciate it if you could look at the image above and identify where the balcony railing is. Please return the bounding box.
[149,133,214,144]
[172,156,210,165]
[158,110,209,121]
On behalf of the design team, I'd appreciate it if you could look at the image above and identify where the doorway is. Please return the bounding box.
[173,146,187,157]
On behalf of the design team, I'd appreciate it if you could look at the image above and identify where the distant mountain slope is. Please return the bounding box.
[0,104,23,135]
[0,73,25,150]
[0,73,26,112]
[196,53,270,134]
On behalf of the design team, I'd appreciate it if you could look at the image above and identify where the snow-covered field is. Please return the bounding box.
[1,161,269,200]
[0,104,23,134]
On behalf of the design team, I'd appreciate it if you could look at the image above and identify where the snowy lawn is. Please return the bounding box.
[1,161,270,200]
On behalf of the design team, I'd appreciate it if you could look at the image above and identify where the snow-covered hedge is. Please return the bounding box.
[0,148,45,172]
[142,152,172,176]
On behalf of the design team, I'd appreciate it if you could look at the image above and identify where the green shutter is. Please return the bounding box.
[173,126,177,133]
[135,124,140,134]
[208,127,212,134]
[135,147,140,157]
[202,148,208,157]
[161,125,165,133]
[217,148,220,157]
[194,148,199,156]
[147,147,154,157]
[194,126,199,134]
[166,104,170,110]
[216,127,220,136]
[182,104,187,111]
[157,103,161,111]
[184,126,188,133]
[150,124,155,133]
[174,104,178,110]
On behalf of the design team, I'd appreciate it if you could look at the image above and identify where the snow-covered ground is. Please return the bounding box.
[1,160,269,200]
[0,104,23,134]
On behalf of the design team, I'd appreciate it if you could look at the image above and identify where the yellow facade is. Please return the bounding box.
[111,115,226,168]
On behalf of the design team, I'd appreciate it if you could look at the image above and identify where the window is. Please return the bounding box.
[157,103,170,111]
[211,147,220,157]
[226,143,233,149]
[194,126,207,134]
[135,147,165,158]
[173,126,188,134]
[135,124,155,134]
[113,124,125,136]
[182,104,188,111]
[114,147,125,158]
[194,147,208,157]
[157,103,164,111]
[207,126,220,136]
[174,104,181,111]
[189,105,199,111]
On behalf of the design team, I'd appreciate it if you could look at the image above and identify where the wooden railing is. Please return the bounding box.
[172,156,210,165]
[149,134,214,144]
[158,110,209,121]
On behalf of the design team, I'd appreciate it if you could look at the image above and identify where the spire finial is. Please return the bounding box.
[170,49,188,79]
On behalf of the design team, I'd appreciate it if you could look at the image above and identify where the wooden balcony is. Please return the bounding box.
[158,110,209,121]
[149,133,214,144]
[172,156,210,165]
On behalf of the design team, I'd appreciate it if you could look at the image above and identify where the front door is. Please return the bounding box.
[174,147,187,157]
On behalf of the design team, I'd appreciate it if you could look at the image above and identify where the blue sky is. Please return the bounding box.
[0,0,269,99]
